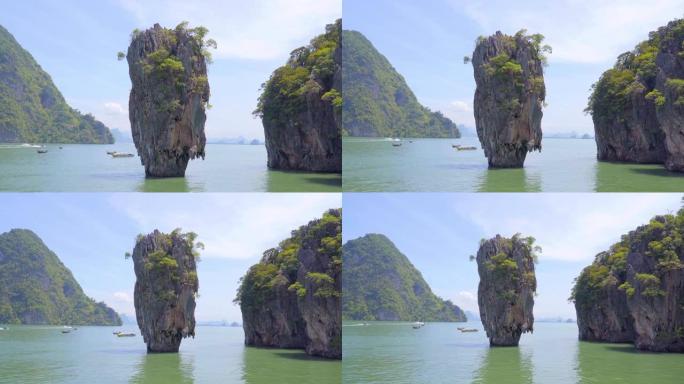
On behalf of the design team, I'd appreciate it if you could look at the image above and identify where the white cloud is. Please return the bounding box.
[456,0,684,64]
[104,102,127,115]
[450,290,478,312]
[109,194,341,260]
[116,0,341,60]
[455,194,680,262]
[113,291,133,302]
[451,100,471,112]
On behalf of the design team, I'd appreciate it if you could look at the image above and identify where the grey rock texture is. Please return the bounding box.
[477,235,536,346]
[132,230,199,353]
[472,31,545,168]
[238,209,341,358]
[574,252,635,343]
[593,85,665,163]
[259,20,341,172]
[655,20,684,172]
[127,24,208,177]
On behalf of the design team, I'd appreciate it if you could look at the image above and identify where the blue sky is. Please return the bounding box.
[0,0,341,140]
[0,193,341,322]
[344,0,684,134]
[343,193,683,318]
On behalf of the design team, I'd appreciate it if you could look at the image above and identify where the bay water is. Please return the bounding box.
[0,144,341,192]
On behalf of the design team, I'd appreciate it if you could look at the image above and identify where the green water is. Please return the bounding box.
[0,144,341,192]
[0,325,340,384]
[343,321,684,384]
[342,138,684,192]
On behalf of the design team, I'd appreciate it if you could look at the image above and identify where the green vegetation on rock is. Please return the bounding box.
[0,25,113,144]
[587,19,684,118]
[572,208,684,304]
[254,19,341,123]
[342,233,466,322]
[235,209,341,310]
[0,229,121,325]
[342,30,460,138]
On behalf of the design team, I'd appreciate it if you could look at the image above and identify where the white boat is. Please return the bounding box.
[110,152,135,158]
[117,332,136,337]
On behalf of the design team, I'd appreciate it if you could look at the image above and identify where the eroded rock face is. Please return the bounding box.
[127,24,209,177]
[238,209,341,358]
[655,20,684,172]
[258,20,341,173]
[472,31,546,168]
[589,18,684,171]
[573,212,684,352]
[592,84,665,163]
[476,235,536,346]
[132,230,199,353]
[574,253,634,343]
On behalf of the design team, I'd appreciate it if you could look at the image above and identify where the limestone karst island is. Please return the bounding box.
[255,20,342,173]
[236,209,342,359]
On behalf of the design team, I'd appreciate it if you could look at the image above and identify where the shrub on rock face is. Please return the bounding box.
[122,22,216,178]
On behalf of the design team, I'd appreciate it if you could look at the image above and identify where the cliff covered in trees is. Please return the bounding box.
[236,209,341,359]
[255,20,341,172]
[0,25,113,144]
[587,18,684,172]
[124,22,214,177]
[572,208,684,352]
[342,30,460,138]
[471,30,549,168]
[0,229,121,325]
[476,234,538,346]
[131,229,200,353]
[343,234,466,322]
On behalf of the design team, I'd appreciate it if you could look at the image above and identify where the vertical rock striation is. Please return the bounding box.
[572,210,684,352]
[255,20,341,173]
[588,18,684,171]
[236,209,341,359]
[126,23,213,177]
[476,235,537,346]
[131,230,200,353]
[471,31,549,168]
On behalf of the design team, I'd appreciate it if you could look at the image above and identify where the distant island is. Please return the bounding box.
[0,25,113,144]
[342,234,466,322]
[0,229,121,326]
[342,30,460,138]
